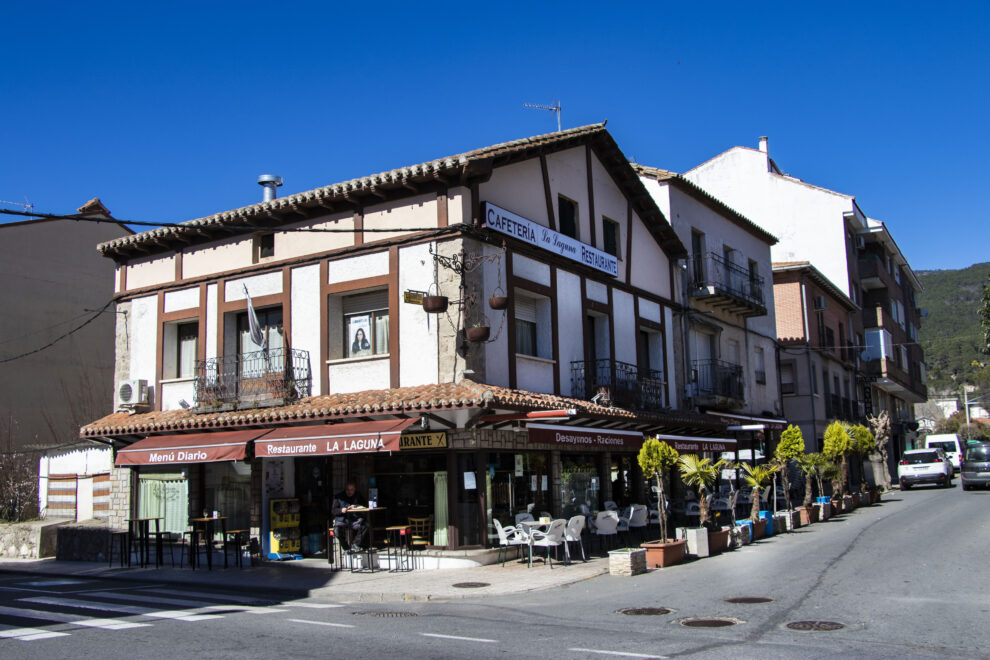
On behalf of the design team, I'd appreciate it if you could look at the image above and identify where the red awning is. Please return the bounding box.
[255,419,417,458]
[655,434,737,453]
[115,429,269,466]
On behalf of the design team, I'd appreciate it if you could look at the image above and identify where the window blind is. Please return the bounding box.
[343,290,388,315]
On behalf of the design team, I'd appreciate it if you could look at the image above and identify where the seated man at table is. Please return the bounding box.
[332,482,368,553]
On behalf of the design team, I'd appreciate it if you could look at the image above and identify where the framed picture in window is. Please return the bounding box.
[347,314,373,358]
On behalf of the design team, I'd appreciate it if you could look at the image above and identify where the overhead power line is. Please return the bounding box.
[0,298,114,365]
[0,207,442,234]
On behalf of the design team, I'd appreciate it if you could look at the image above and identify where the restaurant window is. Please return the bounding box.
[560,454,601,518]
[602,217,620,257]
[488,452,551,537]
[203,462,251,532]
[137,469,188,535]
[558,195,578,239]
[342,290,389,358]
[514,291,551,359]
[163,320,198,379]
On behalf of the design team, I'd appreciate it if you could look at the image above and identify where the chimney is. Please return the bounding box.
[257,175,283,202]
[758,136,768,153]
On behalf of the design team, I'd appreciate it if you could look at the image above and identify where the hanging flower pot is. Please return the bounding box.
[422,295,449,314]
[488,285,508,311]
[466,325,491,342]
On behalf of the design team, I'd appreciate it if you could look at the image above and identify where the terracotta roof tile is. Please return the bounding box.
[80,380,723,438]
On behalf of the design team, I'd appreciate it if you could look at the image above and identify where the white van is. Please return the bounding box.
[925,433,963,472]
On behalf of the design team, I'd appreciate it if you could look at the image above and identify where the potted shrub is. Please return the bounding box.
[678,454,727,557]
[637,439,687,568]
[823,421,852,498]
[796,453,820,525]
[739,462,777,540]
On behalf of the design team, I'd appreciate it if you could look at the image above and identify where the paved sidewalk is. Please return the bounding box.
[0,552,608,602]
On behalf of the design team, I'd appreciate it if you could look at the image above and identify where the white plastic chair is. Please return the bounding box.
[493,519,528,566]
[593,510,620,553]
[627,504,649,540]
[563,515,586,563]
[603,500,619,511]
[530,519,567,568]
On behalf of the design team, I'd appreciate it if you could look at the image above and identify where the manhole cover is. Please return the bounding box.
[786,620,845,631]
[617,607,673,616]
[724,596,774,604]
[678,617,741,628]
[452,582,491,589]
[353,611,419,618]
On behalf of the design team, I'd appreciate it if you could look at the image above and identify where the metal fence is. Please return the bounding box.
[570,358,667,411]
[195,347,312,409]
[689,252,765,307]
[692,359,744,400]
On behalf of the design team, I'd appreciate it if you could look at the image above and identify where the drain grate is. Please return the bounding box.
[452,582,491,589]
[353,611,419,618]
[786,620,845,632]
[724,596,774,604]
[617,607,673,616]
[678,617,741,628]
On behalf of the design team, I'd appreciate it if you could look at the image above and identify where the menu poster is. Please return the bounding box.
[514,454,524,477]
[347,314,372,358]
[463,471,477,490]
[541,475,548,491]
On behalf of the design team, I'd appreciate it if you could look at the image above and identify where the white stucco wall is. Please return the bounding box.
[516,356,555,394]
[664,306,676,404]
[328,251,389,284]
[483,244,510,388]
[277,213,355,258]
[161,379,196,411]
[364,194,437,243]
[448,187,471,226]
[545,147,592,243]
[684,146,861,297]
[182,234,253,280]
[127,254,174,290]
[291,264,321,395]
[479,159,549,228]
[638,297,662,324]
[129,295,158,384]
[555,270,583,396]
[612,289,637,365]
[328,357,390,394]
[163,286,199,313]
[399,243,439,387]
[206,284,218,360]
[225,271,283,301]
[585,279,608,305]
[512,254,551,287]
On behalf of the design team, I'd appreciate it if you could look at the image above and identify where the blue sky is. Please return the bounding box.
[1,1,986,271]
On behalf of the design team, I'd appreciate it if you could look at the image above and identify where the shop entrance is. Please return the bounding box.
[486,452,551,539]
[294,456,332,556]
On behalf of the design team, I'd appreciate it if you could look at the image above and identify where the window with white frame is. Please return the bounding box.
[514,291,551,359]
[163,320,198,379]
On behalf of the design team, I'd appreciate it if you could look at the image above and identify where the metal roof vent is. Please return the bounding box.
[257,174,283,202]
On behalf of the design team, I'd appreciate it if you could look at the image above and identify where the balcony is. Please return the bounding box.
[692,359,744,410]
[570,359,667,412]
[688,253,767,317]
[195,348,312,411]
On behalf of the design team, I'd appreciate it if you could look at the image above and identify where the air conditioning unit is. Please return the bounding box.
[117,379,150,410]
[813,295,827,311]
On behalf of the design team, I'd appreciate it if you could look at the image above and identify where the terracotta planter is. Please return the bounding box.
[752,519,767,539]
[640,539,687,568]
[488,295,509,310]
[797,506,815,526]
[465,326,490,342]
[707,529,730,555]
[422,296,449,313]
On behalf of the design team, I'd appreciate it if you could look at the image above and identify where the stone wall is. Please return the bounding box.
[0,520,71,558]
[55,519,109,562]
[107,464,133,529]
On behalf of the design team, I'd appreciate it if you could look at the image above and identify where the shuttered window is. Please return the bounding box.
[343,290,389,358]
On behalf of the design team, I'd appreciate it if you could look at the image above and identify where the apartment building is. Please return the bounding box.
[80,125,728,555]
[636,166,786,455]
[683,137,927,459]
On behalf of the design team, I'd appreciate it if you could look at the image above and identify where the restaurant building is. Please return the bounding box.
[80,125,728,555]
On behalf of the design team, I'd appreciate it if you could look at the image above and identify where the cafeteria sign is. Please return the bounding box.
[399,432,447,450]
[481,202,619,277]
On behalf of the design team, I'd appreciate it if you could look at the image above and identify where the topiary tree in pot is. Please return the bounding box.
[677,454,726,530]
[823,421,852,497]
[773,424,805,511]
[637,438,680,543]
[849,424,875,493]
[739,462,778,522]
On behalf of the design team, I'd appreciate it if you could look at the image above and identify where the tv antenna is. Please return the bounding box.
[523,99,562,132]
[0,198,33,215]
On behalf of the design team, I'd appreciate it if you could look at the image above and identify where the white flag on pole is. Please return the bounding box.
[244,285,266,349]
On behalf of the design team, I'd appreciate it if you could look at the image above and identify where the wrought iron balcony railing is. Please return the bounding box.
[692,359,744,402]
[570,358,667,412]
[689,252,766,314]
[195,347,312,410]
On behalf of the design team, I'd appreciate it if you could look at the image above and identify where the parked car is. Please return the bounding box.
[925,433,963,472]
[898,448,953,489]
[961,442,990,491]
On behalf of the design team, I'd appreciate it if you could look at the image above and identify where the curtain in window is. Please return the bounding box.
[178,325,197,378]
[138,476,188,535]
[433,471,448,546]
[374,314,389,355]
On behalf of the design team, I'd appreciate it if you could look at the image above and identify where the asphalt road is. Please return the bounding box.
[2,482,988,659]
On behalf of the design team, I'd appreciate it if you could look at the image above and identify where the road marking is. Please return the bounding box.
[85,590,286,613]
[148,588,274,605]
[420,633,497,643]
[286,603,344,609]
[18,579,89,587]
[0,626,71,641]
[567,649,668,659]
[20,596,223,622]
[0,604,150,630]
[287,618,355,628]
